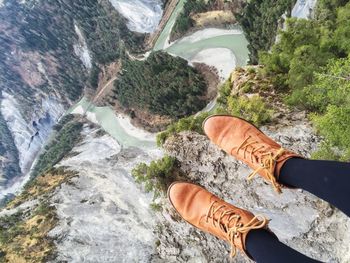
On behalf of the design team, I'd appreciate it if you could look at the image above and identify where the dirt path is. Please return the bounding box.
[93,76,118,103]
[92,61,121,104]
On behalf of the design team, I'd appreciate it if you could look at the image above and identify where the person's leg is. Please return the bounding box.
[279,158,350,217]
[246,229,321,263]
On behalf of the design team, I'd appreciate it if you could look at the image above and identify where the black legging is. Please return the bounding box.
[246,158,350,263]
[280,158,350,217]
[246,229,320,263]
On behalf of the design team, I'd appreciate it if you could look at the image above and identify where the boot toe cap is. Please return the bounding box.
[168,182,191,213]
[203,115,235,144]
[168,182,210,221]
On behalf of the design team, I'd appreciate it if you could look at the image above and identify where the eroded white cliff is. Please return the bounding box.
[108,0,163,33]
[0,91,64,199]
[49,126,163,262]
[73,24,92,69]
[292,0,318,19]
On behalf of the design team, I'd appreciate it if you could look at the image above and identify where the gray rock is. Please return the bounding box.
[160,120,350,262]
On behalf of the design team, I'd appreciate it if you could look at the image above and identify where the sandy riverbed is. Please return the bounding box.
[191,48,236,81]
[173,28,243,44]
[71,105,156,144]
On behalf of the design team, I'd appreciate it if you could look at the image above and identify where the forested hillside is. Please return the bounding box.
[0,0,144,115]
[258,0,350,160]
[0,112,20,183]
[0,0,146,183]
[236,0,296,64]
[111,52,208,119]
[30,115,83,179]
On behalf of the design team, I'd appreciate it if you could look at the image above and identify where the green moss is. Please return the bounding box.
[150,203,163,212]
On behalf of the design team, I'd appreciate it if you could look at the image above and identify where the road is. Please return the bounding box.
[145,0,180,49]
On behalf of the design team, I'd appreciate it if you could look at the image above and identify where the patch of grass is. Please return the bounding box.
[9,167,75,209]
[226,95,273,126]
[0,202,57,262]
[217,78,274,126]
[150,203,163,212]
[0,168,74,262]
[156,112,210,147]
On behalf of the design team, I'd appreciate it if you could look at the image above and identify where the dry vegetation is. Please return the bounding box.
[0,168,76,262]
[191,10,236,27]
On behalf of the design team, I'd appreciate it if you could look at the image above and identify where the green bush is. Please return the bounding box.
[284,56,350,161]
[216,78,273,126]
[257,1,350,161]
[132,156,178,200]
[227,95,273,126]
[217,80,232,105]
[311,106,350,160]
[259,18,334,91]
[311,142,342,161]
[237,0,296,64]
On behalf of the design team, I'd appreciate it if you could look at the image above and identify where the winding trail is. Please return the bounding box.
[93,76,118,103]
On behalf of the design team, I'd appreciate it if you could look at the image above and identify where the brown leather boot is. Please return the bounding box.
[168,182,268,259]
[203,115,302,193]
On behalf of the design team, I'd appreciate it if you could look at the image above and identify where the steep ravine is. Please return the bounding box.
[3,0,349,262]
[48,125,163,262]
[0,93,65,201]
[2,111,348,262]
[0,122,163,262]
[0,0,146,200]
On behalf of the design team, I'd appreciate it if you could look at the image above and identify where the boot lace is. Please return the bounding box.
[236,135,285,193]
[205,201,267,257]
